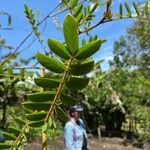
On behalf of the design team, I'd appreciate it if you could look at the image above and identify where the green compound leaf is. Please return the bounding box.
[26,111,47,121]
[27,91,56,102]
[76,39,102,60]
[48,38,71,60]
[70,59,94,75]
[63,15,79,55]
[36,52,65,73]
[66,77,89,90]
[34,78,60,89]
[60,95,78,106]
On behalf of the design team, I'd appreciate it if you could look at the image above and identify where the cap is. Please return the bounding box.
[69,105,83,114]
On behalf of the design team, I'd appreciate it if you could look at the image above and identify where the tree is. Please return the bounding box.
[109,10,150,138]
[110,18,150,71]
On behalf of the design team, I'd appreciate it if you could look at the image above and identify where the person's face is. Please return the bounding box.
[71,111,79,119]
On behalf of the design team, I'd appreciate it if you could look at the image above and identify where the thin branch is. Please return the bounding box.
[79,16,148,34]
[11,66,40,69]
[45,58,73,122]
[0,74,22,79]
[10,123,29,150]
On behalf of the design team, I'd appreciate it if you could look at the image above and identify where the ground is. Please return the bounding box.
[24,136,150,150]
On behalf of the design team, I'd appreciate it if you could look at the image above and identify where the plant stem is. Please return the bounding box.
[45,58,73,122]
[42,132,47,150]
[10,123,29,150]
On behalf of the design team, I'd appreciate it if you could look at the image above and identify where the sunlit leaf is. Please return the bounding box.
[27,91,56,102]
[63,15,78,55]
[34,78,60,89]
[73,4,83,17]
[76,39,102,60]
[42,122,48,132]
[90,2,98,13]
[36,52,65,73]
[48,38,71,60]
[69,0,78,9]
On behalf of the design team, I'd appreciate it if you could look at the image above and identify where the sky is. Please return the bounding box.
[0,0,145,70]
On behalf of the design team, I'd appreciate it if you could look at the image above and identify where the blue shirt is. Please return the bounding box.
[64,118,87,150]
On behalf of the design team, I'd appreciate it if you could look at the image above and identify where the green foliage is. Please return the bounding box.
[48,38,71,60]
[73,4,83,17]
[56,106,68,122]
[125,2,132,17]
[36,52,66,73]
[0,143,12,149]
[145,0,149,17]
[70,59,94,76]
[63,15,79,55]
[24,4,40,36]
[119,4,123,18]
[8,126,21,136]
[27,91,56,102]
[23,101,51,111]
[76,39,102,60]
[34,78,60,89]
[66,77,89,90]
[28,120,45,128]
[133,2,140,17]
[60,95,78,106]
[26,112,47,121]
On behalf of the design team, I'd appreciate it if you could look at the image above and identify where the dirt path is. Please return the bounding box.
[24,137,150,150]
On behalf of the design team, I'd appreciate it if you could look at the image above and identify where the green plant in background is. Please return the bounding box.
[0,0,149,149]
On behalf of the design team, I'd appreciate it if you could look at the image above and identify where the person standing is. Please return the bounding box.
[64,106,88,150]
